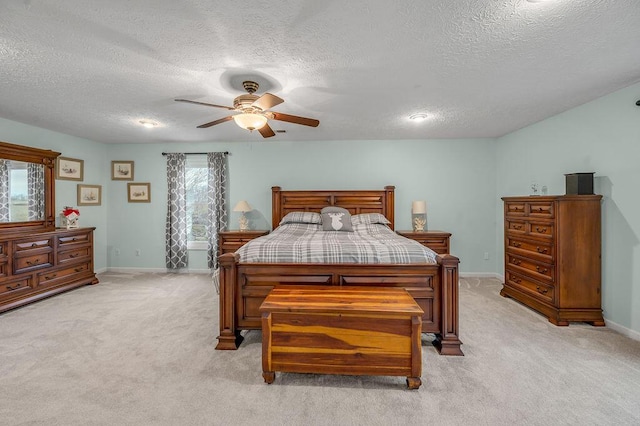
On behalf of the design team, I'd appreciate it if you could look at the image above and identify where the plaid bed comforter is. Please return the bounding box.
[236,222,438,264]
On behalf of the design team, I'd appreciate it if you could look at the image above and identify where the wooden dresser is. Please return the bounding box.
[501,195,603,326]
[218,230,269,255]
[396,230,451,254]
[0,227,98,313]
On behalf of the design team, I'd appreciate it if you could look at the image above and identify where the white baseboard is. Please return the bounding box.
[104,267,210,274]
[603,318,640,342]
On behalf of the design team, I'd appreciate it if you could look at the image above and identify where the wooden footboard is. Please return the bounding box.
[216,252,463,356]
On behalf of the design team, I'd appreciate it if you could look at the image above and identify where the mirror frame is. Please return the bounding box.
[0,140,60,235]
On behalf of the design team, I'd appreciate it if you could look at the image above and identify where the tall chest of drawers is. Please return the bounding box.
[501,195,603,326]
[0,227,98,313]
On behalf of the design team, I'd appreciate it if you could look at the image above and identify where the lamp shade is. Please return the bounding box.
[412,201,426,214]
[233,200,252,212]
[233,113,268,131]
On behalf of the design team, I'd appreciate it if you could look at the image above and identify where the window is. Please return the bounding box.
[185,156,208,250]
[9,163,28,222]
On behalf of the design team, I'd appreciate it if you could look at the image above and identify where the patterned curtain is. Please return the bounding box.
[165,153,188,269]
[0,160,9,222]
[206,152,228,270]
[27,163,45,221]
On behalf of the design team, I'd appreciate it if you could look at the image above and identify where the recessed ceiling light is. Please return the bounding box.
[139,120,158,128]
[409,113,429,122]
[526,0,552,3]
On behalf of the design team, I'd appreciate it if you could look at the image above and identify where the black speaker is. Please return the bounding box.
[565,173,594,195]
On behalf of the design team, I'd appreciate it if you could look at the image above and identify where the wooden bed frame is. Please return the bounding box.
[216,186,463,356]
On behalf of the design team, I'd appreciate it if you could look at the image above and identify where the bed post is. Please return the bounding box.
[434,254,464,356]
[216,253,241,350]
[271,186,281,230]
[384,185,395,230]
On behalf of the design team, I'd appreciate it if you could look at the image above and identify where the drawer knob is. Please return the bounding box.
[536,247,548,254]
[536,227,547,233]
[512,242,521,248]
[512,277,522,284]
[44,274,57,280]
[536,266,549,274]
[74,267,84,272]
[536,286,549,294]
[6,283,23,291]
[513,224,523,230]
[69,254,78,258]
[26,259,40,266]
[31,243,38,248]
[511,259,522,265]
[537,207,543,212]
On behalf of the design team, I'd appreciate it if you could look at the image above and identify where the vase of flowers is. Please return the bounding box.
[60,206,80,229]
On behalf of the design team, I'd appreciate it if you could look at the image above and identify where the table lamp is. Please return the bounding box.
[233,200,252,231]
[411,201,427,232]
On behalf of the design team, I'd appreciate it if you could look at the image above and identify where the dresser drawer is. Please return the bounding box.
[0,242,6,256]
[506,253,554,282]
[528,201,554,218]
[37,262,91,288]
[58,232,90,247]
[527,221,554,239]
[14,250,54,274]
[505,202,527,216]
[15,238,53,252]
[505,270,555,305]
[506,237,554,263]
[58,246,92,264]
[0,276,34,301]
[506,219,527,235]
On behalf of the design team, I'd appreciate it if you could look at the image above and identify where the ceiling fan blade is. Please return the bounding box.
[252,93,284,111]
[258,123,276,138]
[197,116,234,128]
[271,112,319,127]
[175,99,235,111]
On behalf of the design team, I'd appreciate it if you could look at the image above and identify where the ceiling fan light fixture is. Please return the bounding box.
[233,113,268,131]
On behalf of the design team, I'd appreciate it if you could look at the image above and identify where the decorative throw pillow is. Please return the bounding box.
[320,206,353,231]
[279,211,322,226]
[351,213,391,226]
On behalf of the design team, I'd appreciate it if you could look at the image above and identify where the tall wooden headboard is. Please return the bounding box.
[271,186,395,230]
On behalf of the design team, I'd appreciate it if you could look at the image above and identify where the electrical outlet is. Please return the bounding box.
[483,252,490,260]
[135,249,141,256]
[115,248,120,256]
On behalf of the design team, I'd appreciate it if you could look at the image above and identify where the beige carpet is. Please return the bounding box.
[1,272,639,425]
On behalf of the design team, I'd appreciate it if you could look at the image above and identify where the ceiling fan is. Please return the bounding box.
[175,81,320,138]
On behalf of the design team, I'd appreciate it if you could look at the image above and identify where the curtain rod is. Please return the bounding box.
[161,151,229,156]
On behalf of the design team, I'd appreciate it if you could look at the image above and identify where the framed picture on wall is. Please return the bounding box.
[128,182,151,203]
[77,184,102,206]
[56,157,84,181]
[111,160,134,180]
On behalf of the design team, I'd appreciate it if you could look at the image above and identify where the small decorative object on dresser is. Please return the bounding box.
[501,195,604,326]
[233,200,253,231]
[60,206,80,228]
[396,230,451,255]
[411,200,427,232]
[218,230,269,255]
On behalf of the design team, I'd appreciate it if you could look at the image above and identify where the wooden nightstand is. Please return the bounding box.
[218,230,269,254]
[396,230,451,255]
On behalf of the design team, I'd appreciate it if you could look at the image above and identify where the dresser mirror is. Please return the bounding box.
[0,141,60,235]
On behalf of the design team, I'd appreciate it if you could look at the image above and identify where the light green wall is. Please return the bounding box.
[0,117,109,272]
[3,80,638,335]
[105,139,497,273]
[496,81,640,334]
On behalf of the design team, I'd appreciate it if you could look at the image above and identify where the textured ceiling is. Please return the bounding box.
[1,0,639,144]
